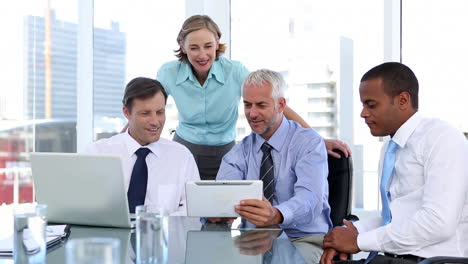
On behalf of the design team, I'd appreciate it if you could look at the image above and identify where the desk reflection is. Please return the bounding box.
[148,217,307,264]
[46,226,133,264]
[6,216,308,264]
[235,229,283,256]
[184,226,306,264]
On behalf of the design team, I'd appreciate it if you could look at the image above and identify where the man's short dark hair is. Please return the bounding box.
[122,77,168,112]
[361,62,419,110]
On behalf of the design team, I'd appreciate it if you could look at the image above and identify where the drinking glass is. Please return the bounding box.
[135,205,168,264]
[65,237,120,264]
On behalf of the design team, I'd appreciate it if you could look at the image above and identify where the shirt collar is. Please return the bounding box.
[175,59,225,85]
[254,116,289,153]
[176,62,192,85]
[209,59,225,84]
[123,130,160,158]
[391,111,423,148]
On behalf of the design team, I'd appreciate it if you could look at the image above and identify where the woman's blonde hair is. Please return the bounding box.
[175,15,226,62]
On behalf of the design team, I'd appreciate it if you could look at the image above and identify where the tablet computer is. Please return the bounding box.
[185,180,263,217]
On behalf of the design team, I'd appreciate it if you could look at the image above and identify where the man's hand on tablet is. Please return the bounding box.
[235,197,283,227]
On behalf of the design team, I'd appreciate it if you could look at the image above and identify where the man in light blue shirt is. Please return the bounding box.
[216,69,332,262]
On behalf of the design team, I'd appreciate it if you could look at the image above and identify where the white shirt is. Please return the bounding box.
[84,131,200,216]
[355,112,468,257]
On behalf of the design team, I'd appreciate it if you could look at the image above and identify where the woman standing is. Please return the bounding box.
[157,15,350,180]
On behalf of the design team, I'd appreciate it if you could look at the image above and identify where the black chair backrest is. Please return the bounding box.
[327,149,353,227]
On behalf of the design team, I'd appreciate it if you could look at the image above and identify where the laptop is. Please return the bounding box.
[30,152,132,228]
[186,180,263,217]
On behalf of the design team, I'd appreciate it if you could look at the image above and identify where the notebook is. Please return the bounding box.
[30,152,132,228]
[185,180,263,217]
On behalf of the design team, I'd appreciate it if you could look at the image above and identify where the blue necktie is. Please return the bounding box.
[127,148,151,213]
[365,140,398,264]
[380,140,398,225]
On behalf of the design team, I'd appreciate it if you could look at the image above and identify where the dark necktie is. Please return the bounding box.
[127,147,151,213]
[260,142,275,203]
[365,140,398,264]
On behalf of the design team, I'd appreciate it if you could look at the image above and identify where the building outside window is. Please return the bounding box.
[0,0,466,212]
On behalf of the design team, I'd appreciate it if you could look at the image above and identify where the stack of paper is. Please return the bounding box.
[0,225,69,256]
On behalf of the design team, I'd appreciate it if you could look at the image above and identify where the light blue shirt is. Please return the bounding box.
[157,57,249,145]
[217,116,332,238]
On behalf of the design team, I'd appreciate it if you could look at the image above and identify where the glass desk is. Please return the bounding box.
[3,216,309,264]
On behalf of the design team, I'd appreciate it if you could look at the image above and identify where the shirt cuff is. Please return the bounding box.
[353,216,383,234]
[354,221,365,234]
[274,204,293,226]
[357,229,382,252]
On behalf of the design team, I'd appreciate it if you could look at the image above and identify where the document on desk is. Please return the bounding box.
[0,225,69,256]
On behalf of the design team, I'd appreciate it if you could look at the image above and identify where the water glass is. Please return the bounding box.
[65,237,120,264]
[136,205,168,264]
[13,203,47,264]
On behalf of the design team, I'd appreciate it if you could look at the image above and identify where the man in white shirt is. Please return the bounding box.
[85,77,200,215]
[321,62,468,264]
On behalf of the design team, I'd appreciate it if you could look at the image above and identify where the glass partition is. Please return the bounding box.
[231,0,386,210]
[93,0,185,140]
[0,0,78,204]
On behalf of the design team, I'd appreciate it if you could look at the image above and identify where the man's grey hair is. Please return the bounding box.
[242,69,285,100]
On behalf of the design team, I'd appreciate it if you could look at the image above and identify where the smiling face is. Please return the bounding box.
[359,78,403,137]
[123,92,166,146]
[181,28,219,81]
[243,82,286,140]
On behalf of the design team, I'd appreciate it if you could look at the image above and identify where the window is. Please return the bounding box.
[2,0,466,210]
[232,0,385,210]
[93,0,185,140]
[0,0,185,205]
[0,1,78,204]
[402,0,468,133]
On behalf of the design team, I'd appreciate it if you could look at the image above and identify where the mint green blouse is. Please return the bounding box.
[157,57,249,145]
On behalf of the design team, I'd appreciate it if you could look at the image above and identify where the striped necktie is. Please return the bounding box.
[260,142,275,203]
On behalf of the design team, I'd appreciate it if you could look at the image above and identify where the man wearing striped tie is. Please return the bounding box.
[321,62,468,264]
[216,69,332,262]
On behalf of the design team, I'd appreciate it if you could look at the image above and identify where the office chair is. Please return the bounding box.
[418,256,468,264]
[327,149,358,227]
